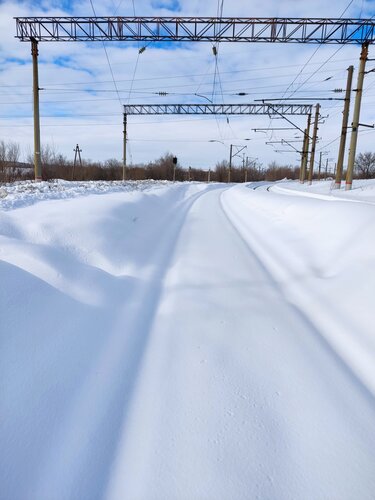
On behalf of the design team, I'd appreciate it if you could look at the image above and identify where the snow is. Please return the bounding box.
[1,179,375,499]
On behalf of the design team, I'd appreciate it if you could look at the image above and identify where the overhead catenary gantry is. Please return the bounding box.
[123,104,313,115]
[15,17,375,44]
[122,103,315,181]
[14,16,374,186]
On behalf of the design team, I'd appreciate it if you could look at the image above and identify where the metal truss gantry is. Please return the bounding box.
[15,17,375,44]
[123,104,313,116]
[122,103,314,181]
[15,17,374,184]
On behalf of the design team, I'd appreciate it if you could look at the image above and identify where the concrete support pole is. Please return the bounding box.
[123,113,127,181]
[207,168,211,183]
[334,65,354,189]
[318,151,322,180]
[300,131,307,182]
[31,39,42,181]
[300,113,311,183]
[228,144,233,183]
[308,104,320,185]
[346,43,369,190]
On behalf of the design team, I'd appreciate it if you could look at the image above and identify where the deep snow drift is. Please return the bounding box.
[1,179,375,500]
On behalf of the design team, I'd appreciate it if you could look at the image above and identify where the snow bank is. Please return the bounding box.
[0,179,174,211]
[222,180,375,397]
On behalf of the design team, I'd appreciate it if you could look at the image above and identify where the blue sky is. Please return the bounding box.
[0,0,374,168]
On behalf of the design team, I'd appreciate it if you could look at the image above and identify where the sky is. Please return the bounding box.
[0,0,374,170]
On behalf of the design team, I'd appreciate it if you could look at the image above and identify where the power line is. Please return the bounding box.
[28,71,344,96]
[89,0,123,107]
[265,0,365,137]
[4,86,372,106]
[124,0,138,163]
[0,57,357,89]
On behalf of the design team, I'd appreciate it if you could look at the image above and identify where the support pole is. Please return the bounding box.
[346,43,369,190]
[228,144,233,183]
[72,144,82,181]
[123,113,127,181]
[31,39,42,182]
[335,65,354,189]
[207,168,211,183]
[300,113,311,183]
[300,131,307,182]
[308,104,320,184]
[318,151,322,180]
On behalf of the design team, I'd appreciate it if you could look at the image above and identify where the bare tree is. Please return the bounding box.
[215,160,228,182]
[7,142,20,163]
[0,141,7,180]
[0,140,21,181]
[355,152,375,179]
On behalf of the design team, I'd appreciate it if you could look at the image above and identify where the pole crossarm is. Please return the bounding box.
[123,103,313,115]
[15,17,375,44]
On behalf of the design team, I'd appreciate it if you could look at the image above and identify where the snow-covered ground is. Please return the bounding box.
[1,178,375,500]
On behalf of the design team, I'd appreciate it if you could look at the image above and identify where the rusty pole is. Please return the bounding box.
[334,65,354,189]
[308,103,320,185]
[346,44,369,190]
[301,113,311,183]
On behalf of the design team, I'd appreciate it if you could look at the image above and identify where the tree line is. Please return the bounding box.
[1,140,374,183]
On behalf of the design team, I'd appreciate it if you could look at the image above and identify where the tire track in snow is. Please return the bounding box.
[32,184,222,500]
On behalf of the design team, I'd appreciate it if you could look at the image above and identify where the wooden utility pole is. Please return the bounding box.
[334,65,354,189]
[31,39,41,181]
[346,43,369,190]
[308,104,320,184]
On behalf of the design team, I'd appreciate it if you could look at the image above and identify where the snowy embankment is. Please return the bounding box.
[1,179,375,500]
[222,179,375,397]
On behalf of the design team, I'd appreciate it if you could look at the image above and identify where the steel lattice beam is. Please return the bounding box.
[15,17,375,44]
[123,103,313,115]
